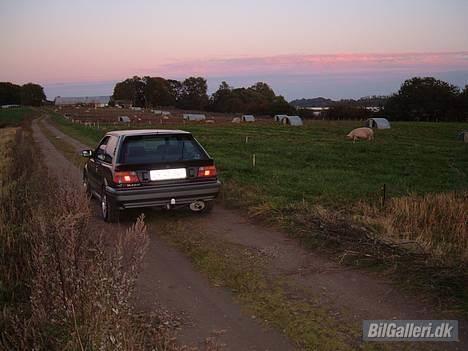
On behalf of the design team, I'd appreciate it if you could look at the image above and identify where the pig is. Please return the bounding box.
[346,127,374,142]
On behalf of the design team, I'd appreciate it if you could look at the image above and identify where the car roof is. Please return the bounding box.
[106,129,191,137]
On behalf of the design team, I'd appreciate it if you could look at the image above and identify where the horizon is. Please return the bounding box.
[1,0,467,100]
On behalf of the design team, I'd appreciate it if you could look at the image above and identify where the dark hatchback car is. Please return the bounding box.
[80,129,221,222]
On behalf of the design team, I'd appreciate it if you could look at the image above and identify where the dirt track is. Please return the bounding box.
[33,117,466,350]
[32,119,294,350]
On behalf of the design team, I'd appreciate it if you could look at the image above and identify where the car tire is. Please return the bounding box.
[101,188,119,223]
[189,200,214,214]
[83,174,91,197]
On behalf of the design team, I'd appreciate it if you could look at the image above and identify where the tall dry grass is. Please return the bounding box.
[360,192,467,266]
[0,129,188,350]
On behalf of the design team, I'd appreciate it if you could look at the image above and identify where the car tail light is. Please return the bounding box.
[113,171,140,184]
[197,165,217,178]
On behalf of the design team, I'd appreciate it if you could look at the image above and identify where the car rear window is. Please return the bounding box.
[118,134,209,164]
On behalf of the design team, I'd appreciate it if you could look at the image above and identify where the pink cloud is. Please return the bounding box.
[152,52,468,77]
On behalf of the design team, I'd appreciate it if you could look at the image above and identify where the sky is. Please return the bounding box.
[1,0,467,100]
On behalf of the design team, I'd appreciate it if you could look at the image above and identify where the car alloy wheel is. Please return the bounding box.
[83,177,90,195]
[189,200,206,212]
[101,193,108,219]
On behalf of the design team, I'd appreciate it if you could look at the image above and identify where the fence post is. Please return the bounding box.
[381,183,387,207]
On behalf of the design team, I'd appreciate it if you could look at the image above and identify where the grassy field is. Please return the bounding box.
[47,110,468,311]
[49,112,468,208]
[0,107,34,127]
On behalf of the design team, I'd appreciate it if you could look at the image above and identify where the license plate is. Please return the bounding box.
[150,168,186,181]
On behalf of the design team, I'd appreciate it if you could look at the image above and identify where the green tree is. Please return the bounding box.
[270,95,295,115]
[385,77,460,121]
[178,77,209,110]
[20,83,45,106]
[459,85,468,122]
[249,82,276,100]
[325,105,372,120]
[0,82,21,105]
[112,76,146,107]
[209,81,294,115]
[167,79,182,105]
[143,77,176,107]
[210,81,233,112]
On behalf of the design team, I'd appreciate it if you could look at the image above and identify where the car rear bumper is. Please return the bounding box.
[105,180,221,209]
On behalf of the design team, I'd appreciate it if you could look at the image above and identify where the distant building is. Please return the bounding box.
[241,115,255,122]
[54,96,110,107]
[183,114,206,121]
[303,107,330,117]
[115,99,132,108]
[152,110,171,116]
[365,106,382,113]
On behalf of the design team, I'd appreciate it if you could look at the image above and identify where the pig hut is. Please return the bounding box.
[281,115,303,126]
[242,115,256,122]
[365,118,391,129]
[183,114,206,121]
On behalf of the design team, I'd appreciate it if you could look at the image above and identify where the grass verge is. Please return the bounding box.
[47,109,104,146]
[37,118,85,168]
[0,107,35,127]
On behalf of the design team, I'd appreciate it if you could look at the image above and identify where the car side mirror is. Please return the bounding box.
[81,149,93,157]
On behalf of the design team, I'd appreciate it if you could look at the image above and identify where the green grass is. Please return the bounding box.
[0,107,34,127]
[48,110,104,146]
[49,112,468,208]
[187,121,468,208]
[37,119,85,168]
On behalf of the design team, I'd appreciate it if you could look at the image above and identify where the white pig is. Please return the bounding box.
[346,127,374,142]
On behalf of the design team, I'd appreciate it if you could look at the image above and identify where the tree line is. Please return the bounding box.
[297,77,467,122]
[384,77,467,122]
[111,76,294,115]
[1,76,466,122]
[0,82,46,106]
[291,96,388,109]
